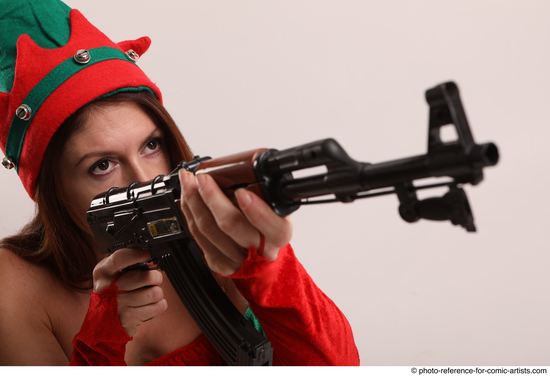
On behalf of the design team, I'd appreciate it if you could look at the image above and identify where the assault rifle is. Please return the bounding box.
[87,81,499,366]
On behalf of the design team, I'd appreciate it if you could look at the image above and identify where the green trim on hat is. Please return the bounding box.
[101,86,156,99]
[5,46,138,171]
[0,0,71,93]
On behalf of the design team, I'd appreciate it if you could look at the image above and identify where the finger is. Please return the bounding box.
[93,248,152,292]
[116,269,163,292]
[180,192,241,274]
[195,173,261,248]
[193,231,242,276]
[118,285,165,308]
[188,228,242,276]
[186,198,247,263]
[94,248,152,280]
[235,188,293,248]
[185,212,246,271]
[181,171,247,262]
[121,299,168,327]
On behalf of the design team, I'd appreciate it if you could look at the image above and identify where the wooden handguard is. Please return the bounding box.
[194,148,269,205]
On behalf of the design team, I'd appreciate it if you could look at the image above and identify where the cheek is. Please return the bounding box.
[60,177,98,226]
[158,151,172,173]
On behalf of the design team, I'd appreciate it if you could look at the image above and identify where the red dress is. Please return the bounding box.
[71,244,360,366]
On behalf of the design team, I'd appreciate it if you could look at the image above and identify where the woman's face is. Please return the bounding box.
[59,101,171,229]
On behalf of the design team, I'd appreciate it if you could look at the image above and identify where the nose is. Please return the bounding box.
[123,160,158,185]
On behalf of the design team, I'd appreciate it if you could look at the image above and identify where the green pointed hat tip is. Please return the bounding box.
[0,0,71,93]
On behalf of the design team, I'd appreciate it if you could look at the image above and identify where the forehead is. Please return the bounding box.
[64,101,159,153]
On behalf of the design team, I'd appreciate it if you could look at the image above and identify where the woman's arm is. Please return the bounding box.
[178,171,359,365]
[229,243,360,365]
[70,248,167,365]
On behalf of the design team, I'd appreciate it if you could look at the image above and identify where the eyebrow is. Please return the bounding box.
[75,128,163,168]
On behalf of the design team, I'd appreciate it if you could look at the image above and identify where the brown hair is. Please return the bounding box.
[0,92,193,289]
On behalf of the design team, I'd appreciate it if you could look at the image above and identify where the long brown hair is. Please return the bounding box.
[0,92,193,288]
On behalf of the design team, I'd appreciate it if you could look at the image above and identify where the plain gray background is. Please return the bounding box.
[1,0,549,365]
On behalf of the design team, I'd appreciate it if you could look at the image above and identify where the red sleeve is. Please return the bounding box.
[69,284,131,366]
[228,244,360,366]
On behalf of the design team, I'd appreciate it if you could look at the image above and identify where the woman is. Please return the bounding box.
[0,0,359,365]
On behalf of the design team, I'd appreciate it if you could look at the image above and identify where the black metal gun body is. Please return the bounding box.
[87,175,273,366]
[87,81,499,366]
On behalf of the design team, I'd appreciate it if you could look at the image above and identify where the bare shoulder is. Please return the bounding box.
[0,246,88,325]
[0,247,72,364]
[0,247,59,293]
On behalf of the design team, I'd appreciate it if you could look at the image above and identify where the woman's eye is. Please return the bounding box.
[89,159,117,176]
[143,137,162,155]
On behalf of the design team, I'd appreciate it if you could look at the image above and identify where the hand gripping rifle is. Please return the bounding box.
[87,81,499,365]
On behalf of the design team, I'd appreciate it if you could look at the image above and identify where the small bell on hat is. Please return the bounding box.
[2,155,15,169]
[0,0,162,199]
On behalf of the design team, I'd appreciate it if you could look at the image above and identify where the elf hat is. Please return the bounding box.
[0,0,162,198]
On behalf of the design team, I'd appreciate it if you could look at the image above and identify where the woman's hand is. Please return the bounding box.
[179,170,293,276]
[92,249,167,337]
